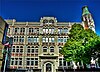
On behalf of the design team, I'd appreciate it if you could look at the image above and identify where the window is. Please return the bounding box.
[16,49,19,52]
[15,28,19,33]
[58,37,63,42]
[64,37,67,42]
[31,37,33,43]
[22,36,24,42]
[35,58,38,65]
[63,59,66,66]
[20,28,25,33]
[46,38,48,42]
[20,28,22,32]
[49,19,54,24]
[20,46,23,48]
[26,58,36,66]
[31,58,34,65]
[12,48,15,52]
[51,37,54,42]
[14,36,18,42]
[58,37,61,43]
[29,28,31,32]
[12,46,15,52]
[15,28,17,32]
[63,28,68,33]
[32,28,34,33]
[46,29,48,34]
[13,36,16,42]
[42,37,48,42]
[35,49,38,53]
[15,58,18,65]
[28,36,31,43]
[19,36,21,42]
[49,28,54,34]
[31,46,34,53]
[43,28,50,34]
[16,36,18,42]
[42,37,46,42]
[26,58,30,65]
[28,36,34,43]
[49,29,51,33]
[16,46,19,53]
[16,46,19,48]
[20,49,23,53]
[59,58,62,66]
[36,28,39,33]
[43,19,48,24]
[29,28,35,34]
[43,28,48,34]
[19,58,22,65]
[23,28,25,32]
[49,38,51,42]
[61,37,63,42]
[35,46,38,53]
[34,37,38,42]
[27,46,30,53]
[43,47,47,52]
[50,46,54,52]
[49,37,54,42]
[34,37,37,42]
[67,62,70,66]
[11,58,14,65]
[58,28,63,34]
[43,29,45,33]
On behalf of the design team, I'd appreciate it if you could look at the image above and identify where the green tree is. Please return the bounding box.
[61,24,100,69]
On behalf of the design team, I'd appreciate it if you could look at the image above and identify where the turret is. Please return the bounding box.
[82,6,95,32]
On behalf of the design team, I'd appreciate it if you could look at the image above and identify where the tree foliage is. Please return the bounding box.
[61,24,100,64]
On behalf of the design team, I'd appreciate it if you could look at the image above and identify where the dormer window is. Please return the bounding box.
[49,19,54,24]
[43,19,48,24]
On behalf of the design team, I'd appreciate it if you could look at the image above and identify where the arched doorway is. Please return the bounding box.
[44,62,53,72]
[46,63,52,72]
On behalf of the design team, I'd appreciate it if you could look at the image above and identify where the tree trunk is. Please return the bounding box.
[72,61,77,69]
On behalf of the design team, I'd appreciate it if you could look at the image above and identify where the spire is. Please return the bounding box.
[82,6,90,16]
[82,6,95,32]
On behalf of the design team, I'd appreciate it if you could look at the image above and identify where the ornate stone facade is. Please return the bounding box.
[5,6,95,72]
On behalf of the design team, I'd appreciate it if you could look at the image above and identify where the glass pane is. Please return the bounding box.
[35,61,38,65]
[46,38,48,42]
[51,38,54,42]
[49,38,51,42]
[27,61,30,65]
[46,29,48,33]
[19,61,22,65]
[43,38,45,42]
[32,49,34,53]
[31,61,34,65]
[58,38,61,42]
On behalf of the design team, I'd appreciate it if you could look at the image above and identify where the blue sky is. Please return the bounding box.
[0,0,100,35]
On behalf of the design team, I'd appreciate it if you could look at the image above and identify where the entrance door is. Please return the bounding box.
[46,63,52,72]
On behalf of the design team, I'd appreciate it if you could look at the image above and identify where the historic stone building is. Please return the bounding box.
[5,6,95,72]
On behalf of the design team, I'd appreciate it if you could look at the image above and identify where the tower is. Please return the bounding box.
[82,6,95,32]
